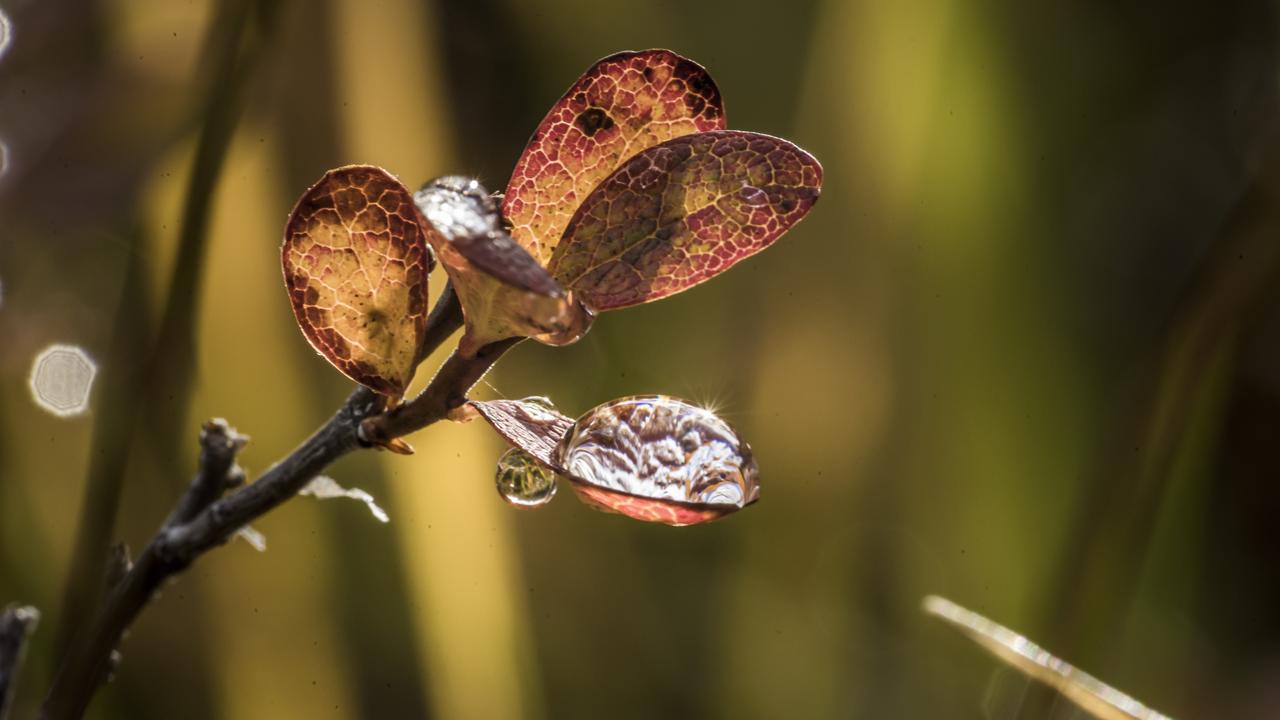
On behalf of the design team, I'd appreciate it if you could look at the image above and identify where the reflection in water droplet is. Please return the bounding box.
[0,139,9,179]
[557,396,760,524]
[29,345,97,417]
[495,447,558,509]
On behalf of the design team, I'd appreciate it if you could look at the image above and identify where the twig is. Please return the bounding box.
[163,419,249,529]
[0,605,40,720]
[39,287,504,719]
[55,0,274,659]
[362,335,521,445]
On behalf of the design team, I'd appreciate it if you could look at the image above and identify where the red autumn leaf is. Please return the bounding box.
[282,165,432,397]
[469,398,574,470]
[547,130,822,312]
[555,395,761,526]
[570,484,728,526]
[503,49,726,264]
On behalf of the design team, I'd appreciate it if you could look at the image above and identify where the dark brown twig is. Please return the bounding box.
[163,420,249,529]
[55,0,274,661]
[0,604,40,720]
[39,287,499,719]
[361,336,521,445]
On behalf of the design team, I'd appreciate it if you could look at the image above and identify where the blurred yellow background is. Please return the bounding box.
[2,0,1279,717]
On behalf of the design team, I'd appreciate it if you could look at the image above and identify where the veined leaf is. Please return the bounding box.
[282,165,432,396]
[548,131,822,312]
[503,49,726,264]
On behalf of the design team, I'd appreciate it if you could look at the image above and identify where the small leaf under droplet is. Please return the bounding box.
[555,395,761,526]
[282,165,433,396]
[469,397,575,469]
[549,131,822,312]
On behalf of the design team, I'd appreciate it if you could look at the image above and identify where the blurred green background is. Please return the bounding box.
[2,0,1280,717]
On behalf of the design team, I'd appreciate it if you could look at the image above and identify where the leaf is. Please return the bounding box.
[503,49,726,264]
[415,177,589,355]
[300,475,390,523]
[922,596,1172,720]
[548,131,822,312]
[469,397,575,470]
[571,484,728,526]
[416,176,558,295]
[282,165,433,396]
[555,395,761,526]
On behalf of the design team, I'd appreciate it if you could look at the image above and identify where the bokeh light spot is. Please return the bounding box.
[29,344,97,417]
[0,9,11,62]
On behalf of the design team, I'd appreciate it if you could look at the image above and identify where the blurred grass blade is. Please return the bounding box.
[922,595,1173,720]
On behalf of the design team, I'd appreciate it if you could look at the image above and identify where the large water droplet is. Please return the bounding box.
[556,396,760,525]
[414,176,498,242]
[29,344,97,417]
[495,447,558,509]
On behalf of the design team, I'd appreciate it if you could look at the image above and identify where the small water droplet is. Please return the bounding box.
[557,396,760,525]
[29,344,97,417]
[495,447,558,508]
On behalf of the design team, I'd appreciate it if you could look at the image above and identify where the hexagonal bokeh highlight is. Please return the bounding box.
[29,344,97,417]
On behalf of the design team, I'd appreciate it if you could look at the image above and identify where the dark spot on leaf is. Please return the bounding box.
[643,67,654,81]
[575,107,615,137]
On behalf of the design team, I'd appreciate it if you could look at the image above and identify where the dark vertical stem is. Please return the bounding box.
[0,605,40,720]
[53,0,275,688]
[1020,125,1280,717]
[52,236,152,659]
[138,0,281,469]
[431,0,539,183]
[271,1,435,715]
